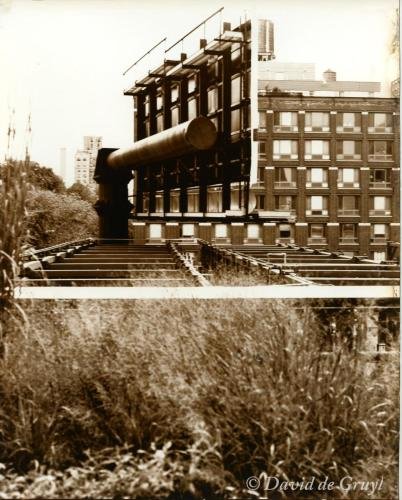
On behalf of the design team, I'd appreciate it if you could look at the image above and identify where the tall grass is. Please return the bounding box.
[0,157,28,341]
[0,299,398,498]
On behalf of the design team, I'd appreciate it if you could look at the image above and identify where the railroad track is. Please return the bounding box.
[17,239,209,287]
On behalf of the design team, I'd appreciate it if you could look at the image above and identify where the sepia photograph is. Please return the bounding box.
[0,0,400,498]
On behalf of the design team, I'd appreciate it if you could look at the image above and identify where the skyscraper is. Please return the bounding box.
[258,19,275,61]
[74,136,102,191]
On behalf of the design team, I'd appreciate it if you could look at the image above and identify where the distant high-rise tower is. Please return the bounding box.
[74,136,102,191]
[258,19,275,61]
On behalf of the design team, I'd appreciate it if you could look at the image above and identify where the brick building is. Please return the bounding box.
[254,94,400,261]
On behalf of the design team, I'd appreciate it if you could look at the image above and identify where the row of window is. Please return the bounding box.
[259,140,394,161]
[268,195,392,216]
[260,111,394,133]
[145,222,390,247]
[257,167,393,188]
[141,183,246,214]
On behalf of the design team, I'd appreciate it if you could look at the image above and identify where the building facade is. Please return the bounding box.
[254,94,400,260]
[125,19,252,243]
[75,136,102,190]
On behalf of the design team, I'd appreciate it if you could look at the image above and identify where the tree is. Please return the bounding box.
[67,182,96,204]
[26,162,66,193]
[26,190,97,247]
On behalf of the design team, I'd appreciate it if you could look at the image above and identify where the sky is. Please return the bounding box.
[0,0,398,185]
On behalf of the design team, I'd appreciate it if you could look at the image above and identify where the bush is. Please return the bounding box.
[25,189,97,247]
[0,299,398,498]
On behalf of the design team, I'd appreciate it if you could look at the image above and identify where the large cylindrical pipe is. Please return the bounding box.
[107,116,217,170]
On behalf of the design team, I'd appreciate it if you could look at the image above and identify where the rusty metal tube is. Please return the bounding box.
[107,116,217,170]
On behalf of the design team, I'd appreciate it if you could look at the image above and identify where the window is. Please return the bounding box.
[273,112,298,132]
[187,188,199,213]
[336,141,361,160]
[155,191,164,213]
[275,167,297,188]
[305,112,330,132]
[156,93,163,110]
[256,194,265,210]
[149,224,162,239]
[171,107,179,127]
[370,169,391,188]
[340,223,357,243]
[259,111,266,130]
[368,141,393,161]
[156,114,164,133]
[231,109,241,133]
[256,166,265,185]
[207,185,222,212]
[308,224,326,244]
[306,196,328,215]
[275,195,296,212]
[370,196,391,216]
[188,76,196,94]
[306,168,328,187]
[258,141,266,159]
[230,182,245,211]
[371,224,388,242]
[171,85,179,102]
[182,224,195,237]
[368,113,393,133]
[305,140,329,160]
[142,193,149,213]
[338,168,360,187]
[231,76,241,104]
[273,140,298,160]
[170,190,180,212]
[215,224,227,239]
[208,88,219,113]
[247,224,260,239]
[188,98,197,120]
[278,224,293,241]
[336,112,361,132]
[338,195,360,216]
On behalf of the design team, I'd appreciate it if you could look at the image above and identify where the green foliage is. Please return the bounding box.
[67,181,96,204]
[26,189,97,247]
[0,299,398,498]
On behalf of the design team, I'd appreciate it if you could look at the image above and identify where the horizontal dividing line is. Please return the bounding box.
[14,286,399,300]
